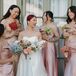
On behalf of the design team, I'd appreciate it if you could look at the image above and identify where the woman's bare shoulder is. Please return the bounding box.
[1,19,10,27]
[50,22,57,29]
[1,19,6,24]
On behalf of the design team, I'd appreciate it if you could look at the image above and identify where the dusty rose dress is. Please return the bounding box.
[0,38,13,76]
[40,23,58,76]
[42,42,57,76]
[64,35,76,76]
[3,21,19,45]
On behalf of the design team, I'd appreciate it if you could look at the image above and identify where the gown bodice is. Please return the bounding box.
[23,36,38,44]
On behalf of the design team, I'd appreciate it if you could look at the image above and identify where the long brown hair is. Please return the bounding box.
[66,6,76,23]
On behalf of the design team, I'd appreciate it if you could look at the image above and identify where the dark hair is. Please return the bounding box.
[66,6,76,23]
[0,24,4,37]
[43,11,54,22]
[27,14,36,21]
[1,5,21,21]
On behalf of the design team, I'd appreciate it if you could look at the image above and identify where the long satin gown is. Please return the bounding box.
[42,41,57,76]
[40,23,58,76]
[64,36,76,76]
[16,36,47,76]
[0,39,13,76]
[1,21,20,76]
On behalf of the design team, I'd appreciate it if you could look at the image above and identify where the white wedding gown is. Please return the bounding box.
[16,36,47,76]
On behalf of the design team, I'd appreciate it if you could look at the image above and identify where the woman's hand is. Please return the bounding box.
[41,33,49,41]
[63,31,69,39]
[9,55,18,62]
[61,46,71,58]
[14,29,20,36]
[64,51,69,58]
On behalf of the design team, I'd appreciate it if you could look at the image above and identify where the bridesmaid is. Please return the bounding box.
[0,5,22,76]
[40,11,59,76]
[63,6,76,76]
[0,24,16,76]
[0,5,22,45]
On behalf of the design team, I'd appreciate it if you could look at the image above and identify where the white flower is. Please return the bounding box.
[37,40,45,49]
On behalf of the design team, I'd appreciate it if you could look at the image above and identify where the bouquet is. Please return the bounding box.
[40,27,54,41]
[9,22,18,30]
[9,40,32,54]
[61,46,71,58]
[10,37,45,58]
[61,24,71,32]
[44,27,53,35]
[21,37,45,59]
[9,41,23,54]
[40,27,53,35]
[60,24,71,39]
[22,37,45,53]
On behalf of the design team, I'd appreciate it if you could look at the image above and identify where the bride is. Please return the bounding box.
[16,14,47,76]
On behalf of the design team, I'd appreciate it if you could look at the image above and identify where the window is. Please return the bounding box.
[51,0,68,17]
[3,0,17,15]
[50,0,69,26]
[26,0,43,16]
[26,0,43,27]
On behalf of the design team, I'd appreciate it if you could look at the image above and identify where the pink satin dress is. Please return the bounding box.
[40,23,58,76]
[0,39,13,76]
[42,41,58,76]
[3,21,18,45]
[64,36,76,76]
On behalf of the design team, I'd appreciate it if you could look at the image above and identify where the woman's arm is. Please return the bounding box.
[1,20,16,38]
[50,25,60,42]
[16,19,23,32]
[38,31,44,40]
[0,55,15,64]
[18,31,24,41]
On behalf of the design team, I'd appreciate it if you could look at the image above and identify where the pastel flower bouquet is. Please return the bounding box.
[40,27,54,41]
[10,37,45,58]
[61,24,72,33]
[22,37,45,53]
[9,41,23,54]
[40,27,53,35]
